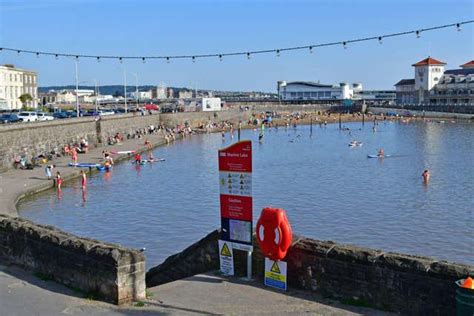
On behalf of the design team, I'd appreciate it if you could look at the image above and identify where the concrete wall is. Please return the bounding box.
[0,214,145,304]
[146,230,474,315]
[159,110,249,128]
[368,106,474,119]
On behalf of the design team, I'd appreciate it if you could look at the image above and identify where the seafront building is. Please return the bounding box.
[394,57,474,105]
[276,81,395,104]
[0,64,38,110]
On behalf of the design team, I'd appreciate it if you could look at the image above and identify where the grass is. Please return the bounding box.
[145,289,154,299]
[134,301,145,307]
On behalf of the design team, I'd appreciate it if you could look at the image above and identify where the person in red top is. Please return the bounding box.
[71,147,78,165]
[56,171,62,189]
[134,153,142,164]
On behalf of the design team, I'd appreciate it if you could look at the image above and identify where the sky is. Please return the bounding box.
[0,0,473,92]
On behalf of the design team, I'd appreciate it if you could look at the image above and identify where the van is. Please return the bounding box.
[18,111,38,122]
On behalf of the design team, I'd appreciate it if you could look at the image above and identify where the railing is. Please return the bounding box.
[370,104,474,114]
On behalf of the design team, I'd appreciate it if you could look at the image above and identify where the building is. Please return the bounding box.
[178,89,193,99]
[0,64,38,110]
[151,86,167,100]
[354,90,396,103]
[394,57,474,105]
[128,90,152,100]
[277,81,362,101]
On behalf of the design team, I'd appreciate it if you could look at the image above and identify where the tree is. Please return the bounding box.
[19,93,33,110]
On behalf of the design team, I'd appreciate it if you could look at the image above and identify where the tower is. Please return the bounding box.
[412,57,446,104]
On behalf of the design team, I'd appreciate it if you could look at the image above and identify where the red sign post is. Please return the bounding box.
[218,140,253,248]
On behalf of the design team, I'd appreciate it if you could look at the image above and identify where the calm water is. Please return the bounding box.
[19,121,474,267]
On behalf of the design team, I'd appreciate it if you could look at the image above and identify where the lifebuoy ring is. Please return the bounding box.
[256,207,292,261]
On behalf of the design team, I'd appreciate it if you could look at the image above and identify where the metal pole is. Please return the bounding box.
[310,117,313,136]
[75,58,79,117]
[362,113,365,126]
[124,68,127,113]
[338,113,342,129]
[94,79,99,113]
[247,251,252,280]
[134,74,138,108]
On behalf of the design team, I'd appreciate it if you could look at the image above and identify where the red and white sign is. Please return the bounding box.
[218,140,253,246]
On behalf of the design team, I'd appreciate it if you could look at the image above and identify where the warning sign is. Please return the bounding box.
[218,240,234,276]
[264,258,287,291]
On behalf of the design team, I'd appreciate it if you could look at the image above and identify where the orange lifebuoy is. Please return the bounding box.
[256,207,292,261]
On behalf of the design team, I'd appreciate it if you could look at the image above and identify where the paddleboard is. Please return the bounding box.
[96,165,112,171]
[68,163,100,168]
[367,154,391,158]
[111,150,136,155]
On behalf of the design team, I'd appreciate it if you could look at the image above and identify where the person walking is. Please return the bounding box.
[45,164,54,180]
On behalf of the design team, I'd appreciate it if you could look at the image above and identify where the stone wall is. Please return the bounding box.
[159,110,249,128]
[0,214,145,304]
[146,230,474,315]
[0,117,98,172]
[99,113,161,142]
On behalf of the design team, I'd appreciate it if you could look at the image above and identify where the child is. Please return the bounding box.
[81,170,87,190]
[56,171,62,189]
[45,164,53,180]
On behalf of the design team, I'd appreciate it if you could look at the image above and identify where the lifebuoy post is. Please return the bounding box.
[218,140,253,279]
[256,207,293,291]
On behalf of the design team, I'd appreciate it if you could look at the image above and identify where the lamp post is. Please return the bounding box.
[133,73,139,108]
[75,58,80,117]
[123,67,127,114]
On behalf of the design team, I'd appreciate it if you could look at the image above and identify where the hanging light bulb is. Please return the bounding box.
[276,49,280,57]
[75,56,79,61]
[378,36,383,44]
[36,52,40,58]
[55,54,59,60]
[119,57,123,63]
[219,54,223,62]
[309,46,313,54]
[343,42,347,49]
[166,57,170,64]
[416,30,420,38]
[142,57,146,64]
[192,56,196,63]
[97,57,101,63]
[456,23,461,32]
[17,50,21,55]
[247,52,251,60]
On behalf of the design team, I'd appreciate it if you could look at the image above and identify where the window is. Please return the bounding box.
[434,77,438,81]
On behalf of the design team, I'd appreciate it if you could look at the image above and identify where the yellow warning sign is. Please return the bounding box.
[221,242,232,257]
[270,261,281,273]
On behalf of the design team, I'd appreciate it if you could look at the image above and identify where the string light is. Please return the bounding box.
[142,57,146,63]
[55,54,59,60]
[75,56,79,61]
[192,56,195,63]
[119,57,123,63]
[0,21,471,63]
[36,52,40,58]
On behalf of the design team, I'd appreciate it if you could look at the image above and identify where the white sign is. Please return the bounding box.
[218,240,234,276]
[264,258,287,291]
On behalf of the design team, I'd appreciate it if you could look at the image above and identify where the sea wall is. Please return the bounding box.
[0,214,145,304]
[0,110,248,171]
[146,230,474,315]
[368,106,474,119]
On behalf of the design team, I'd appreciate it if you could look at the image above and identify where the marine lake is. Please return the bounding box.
[19,120,474,267]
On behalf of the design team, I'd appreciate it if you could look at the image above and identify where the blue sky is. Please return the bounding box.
[0,0,473,92]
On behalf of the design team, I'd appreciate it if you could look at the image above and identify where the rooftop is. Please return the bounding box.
[444,68,474,76]
[394,79,415,86]
[285,81,334,88]
[460,60,474,69]
[412,57,446,67]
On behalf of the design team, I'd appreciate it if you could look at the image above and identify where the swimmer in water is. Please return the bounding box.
[378,148,385,158]
[258,132,264,142]
[221,131,225,140]
[422,169,430,183]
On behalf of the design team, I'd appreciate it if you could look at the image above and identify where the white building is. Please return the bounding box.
[0,64,38,110]
[395,57,474,105]
[129,90,152,100]
[199,97,221,111]
[277,81,361,101]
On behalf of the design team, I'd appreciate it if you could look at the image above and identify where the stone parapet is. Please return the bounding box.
[0,215,145,304]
